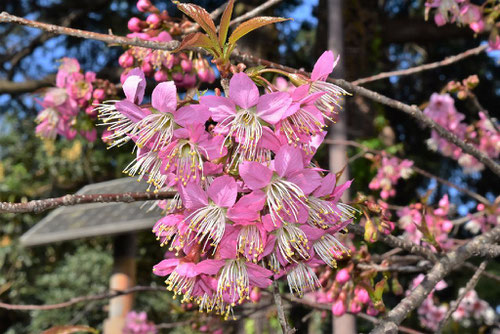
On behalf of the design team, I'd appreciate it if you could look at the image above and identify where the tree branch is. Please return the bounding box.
[272,281,296,334]
[370,225,500,334]
[436,261,488,333]
[0,286,165,311]
[231,51,500,177]
[0,75,55,95]
[0,190,176,214]
[229,0,283,26]
[324,139,492,205]
[352,44,487,85]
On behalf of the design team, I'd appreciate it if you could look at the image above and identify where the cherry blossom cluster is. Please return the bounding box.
[410,274,496,331]
[123,311,157,334]
[368,154,413,199]
[98,51,356,318]
[397,195,454,250]
[425,0,500,50]
[424,93,500,173]
[35,58,116,141]
[119,0,215,87]
[464,203,500,235]
[312,263,380,317]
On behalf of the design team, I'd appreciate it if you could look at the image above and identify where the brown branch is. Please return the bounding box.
[282,294,426,334]
[349,224,439,263]
[229,0,283,26]
[324,139,491,205]
[1,11,498,176]
[352,44,488,85]
[356,262,432,274]
[0,12,184,53]
[0,286,165,311]
[0,190,176,214]
[0,75,55,95]
[231,51,500,177]
[436,261,488,333]
[272,281,296,334]
[370,224,500,334]
[462,262,500,283]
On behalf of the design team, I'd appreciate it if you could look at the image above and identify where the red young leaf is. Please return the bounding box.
[175,2,218,43]
[218,0,235,47]
[174,32,218,54]
[228,16,290,46]
[42,325,97,334]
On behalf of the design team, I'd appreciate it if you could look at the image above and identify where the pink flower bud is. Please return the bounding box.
[137,0,153,12]
[434,13,446,26]
[85,106,97,117]
[349,301,362,314]
[335,269,350,284]
[92,88,106,100]
[250,288,261,303]
[355,287,370,304]
[141,61,154,76]
[331,300,346,316]
[181,59,192,72]
[146,13,162,29]
[128,17,145,32]
[154,69,169,82]
[366,305,379,316]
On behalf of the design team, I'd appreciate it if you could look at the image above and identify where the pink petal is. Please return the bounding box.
[288,169,322,195]
[257,127,281,152]
[122,70,146,104]
[207,175,237,208]
[199,95,236,122]
[262,214,280,232]
[174,104,211,127]
[196,259,225,275]
[256,92,291,125]
[262,234,276,256]
[153,258,179,276]
[229,73,259,109]
[247,262,273,288]
[218,226,238,259]
[152,81,177,113]
[313,173,336,197]
[332,179,353,202]
[227,190,266,222]
[199,135,227,160]
[239,161,273,190]
[311,51,334,81]
[274,145,304,178]
[300,225,325,241]
[175,262,198,278]
[179,182,208,209]
[115,100,149,123]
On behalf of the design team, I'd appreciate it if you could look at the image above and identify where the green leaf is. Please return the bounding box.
[175,2,218,44]
[228,16,290,46]
[173,32,219,55]
[42,325,98,334]
[218,0,235,47]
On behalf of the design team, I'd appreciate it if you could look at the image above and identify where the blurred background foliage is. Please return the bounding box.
[0,0,498,333]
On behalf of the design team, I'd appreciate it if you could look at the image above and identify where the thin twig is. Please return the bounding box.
[462,262,500,283]
[324,138,491,205]
[183,1,229,34]
[272,281,296,334]
[436,261,488,333]
[281,294,426,334]
[0,190,176,214]
[352,45,488,85]
[0,286,165,311]
[370,225,500,334]
[231,51,500,177]
[229,0,283,26]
